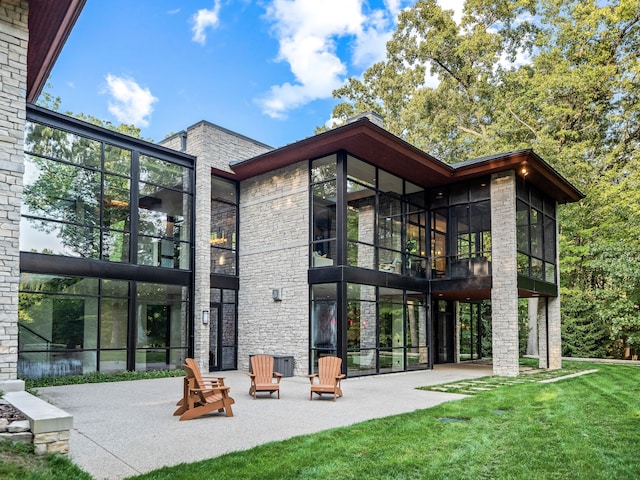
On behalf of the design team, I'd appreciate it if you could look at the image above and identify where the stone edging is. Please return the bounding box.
[1,391,73,455]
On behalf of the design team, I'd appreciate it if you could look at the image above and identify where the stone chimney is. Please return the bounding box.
[346,111,384,128]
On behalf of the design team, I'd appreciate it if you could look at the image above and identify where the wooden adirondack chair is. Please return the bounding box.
[173,358,234,421]
[308,356,345,401]
[247,355,283,399]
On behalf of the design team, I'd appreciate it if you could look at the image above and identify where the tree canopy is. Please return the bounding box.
[330,0,640,356]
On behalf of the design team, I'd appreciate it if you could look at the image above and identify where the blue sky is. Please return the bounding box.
[46,0,462,148]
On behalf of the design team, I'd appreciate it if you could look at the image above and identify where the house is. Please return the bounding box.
[0,1,584,387]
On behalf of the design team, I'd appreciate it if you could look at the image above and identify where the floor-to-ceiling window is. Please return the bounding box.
[309,152,430,376]
[209,176,239,371]
[18,106,194,379]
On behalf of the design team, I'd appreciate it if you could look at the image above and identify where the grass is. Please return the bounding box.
[2,361,639,479]
[128,361,639,480]
[0,442,91,480]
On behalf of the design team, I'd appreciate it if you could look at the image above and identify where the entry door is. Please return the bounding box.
[209,303,221,371]
[434,300,454,363]
[208,302,237,371]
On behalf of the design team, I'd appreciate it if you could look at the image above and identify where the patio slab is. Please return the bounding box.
[36,363,492,480]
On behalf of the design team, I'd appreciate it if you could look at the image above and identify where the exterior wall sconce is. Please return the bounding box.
[272,288,282,302]
[202,309,209,324]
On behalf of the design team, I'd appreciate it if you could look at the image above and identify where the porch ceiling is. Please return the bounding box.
[26,0,86,103]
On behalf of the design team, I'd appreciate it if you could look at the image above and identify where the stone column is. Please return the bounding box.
[526,297,539,356]
[547,293,562,369]
[537,297,548,368]
[0,1,28,383]
[490,171,519,376]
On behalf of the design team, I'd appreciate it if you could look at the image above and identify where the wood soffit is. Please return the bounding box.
[230,119,584,204]
[27,0,86,103]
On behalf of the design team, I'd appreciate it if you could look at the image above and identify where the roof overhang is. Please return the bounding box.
[452,150,584,204]
[231,118,454,188]
[230,118,584,204]
[27,0,86,103]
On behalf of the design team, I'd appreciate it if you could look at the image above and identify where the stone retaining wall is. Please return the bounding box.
[1,391,72,454]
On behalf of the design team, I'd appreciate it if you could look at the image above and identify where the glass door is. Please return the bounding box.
[208,303,221,371]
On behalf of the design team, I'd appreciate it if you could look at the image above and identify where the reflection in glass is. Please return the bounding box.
[139,154,190,192]
[347,156,375,187]
[211,178,238,275]
[104,145,131,176]
[311,284,337,356]
[18,276,99,378]
[24,122,101,168]
[135,282,188,371]
[312,180,337,265]
[311,154,337,183]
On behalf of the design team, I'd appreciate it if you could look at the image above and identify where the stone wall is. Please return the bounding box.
[490,171,519,376]
[160,122,271,371]
[237,162,309,376]
[0,0,28,381]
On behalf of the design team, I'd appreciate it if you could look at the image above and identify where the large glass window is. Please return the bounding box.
[516,182,557,283]
[19,274,99,378]
[18,274,189,379]
[406,292,429,370]
[138,155,191,269]
[346,284,377,374]
[135,282,189,372]
[379,288,405,373]
[429,179,491,279]
[311,155,337,267]
[20,111,194,379]
[343,284,428,377]
[310,283,337,369]
[211,177,238,275]
[310,154,428,274]
[22,121,193,270]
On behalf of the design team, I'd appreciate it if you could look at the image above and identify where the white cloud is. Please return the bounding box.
[438,0,464,24]
[191,1,221,45]
[258,0,414,119]
[105,74,158,127]
[167,8,181,15]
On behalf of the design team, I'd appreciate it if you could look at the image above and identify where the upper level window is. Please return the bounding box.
[211,176,238,275]
[310,153,427,277]
[516,182,557,283]
[22,120,193,270]
[429,179,491,279]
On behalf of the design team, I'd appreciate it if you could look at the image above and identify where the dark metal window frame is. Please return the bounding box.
[21,104,197,373]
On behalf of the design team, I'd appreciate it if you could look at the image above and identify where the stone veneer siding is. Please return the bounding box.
[160,122,271,371]
[490,171,519,376]
[0,0,27,381]
[237,162,309,376]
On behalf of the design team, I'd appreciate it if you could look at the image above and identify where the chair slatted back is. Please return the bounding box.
[185,358,206,389]
[251,355,275,384]
[317,356,342,384]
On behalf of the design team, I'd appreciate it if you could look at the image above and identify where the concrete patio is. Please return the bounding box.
[36,364,492,480]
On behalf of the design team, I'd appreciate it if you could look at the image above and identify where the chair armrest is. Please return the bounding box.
[201,375,226,385]
[247,372,256,378]
[308,374,317,384]
[190,385,230,394]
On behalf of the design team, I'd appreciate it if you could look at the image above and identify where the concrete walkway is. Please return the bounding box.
[37,364,492,480]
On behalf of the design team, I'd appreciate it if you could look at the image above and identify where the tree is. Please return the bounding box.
[330,0,640,356]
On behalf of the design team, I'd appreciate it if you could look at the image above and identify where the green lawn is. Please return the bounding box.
[2,361,639,479]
